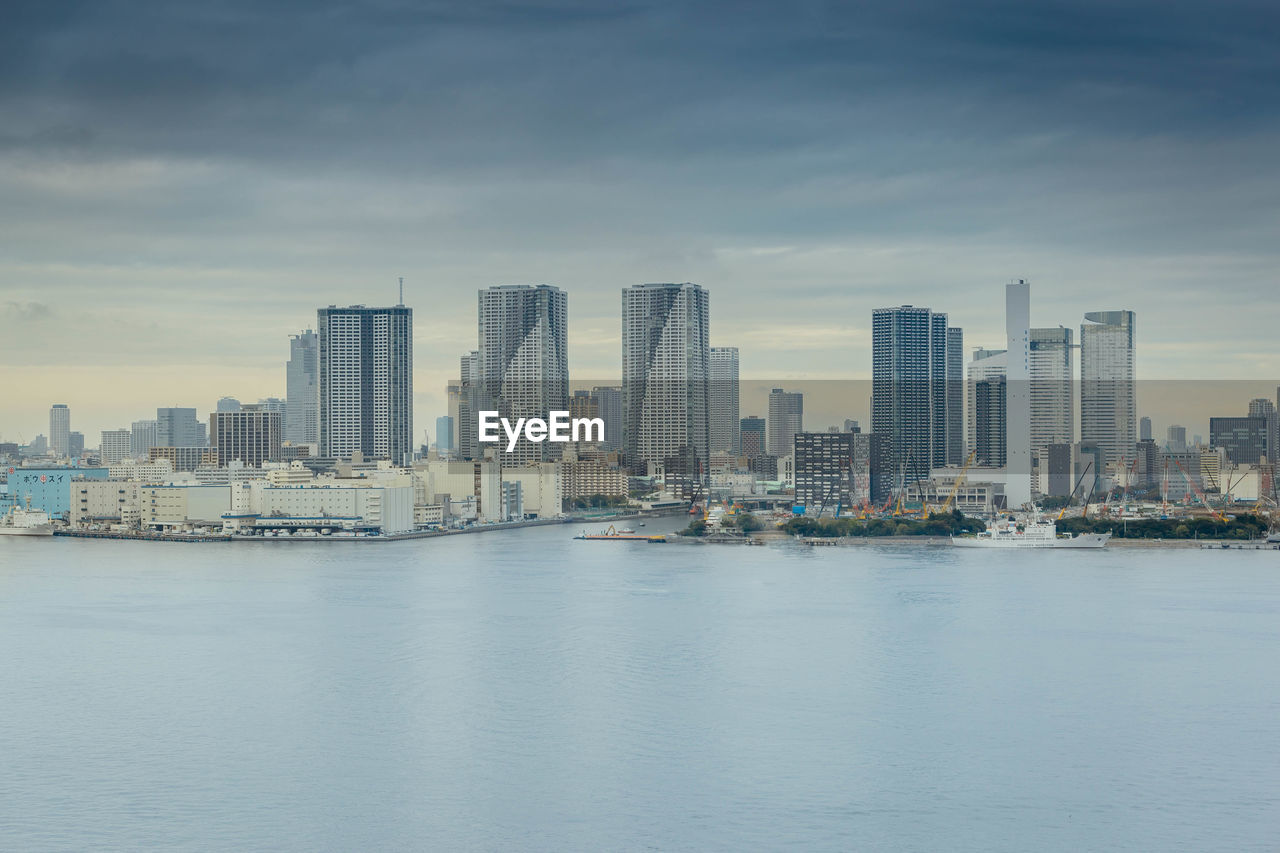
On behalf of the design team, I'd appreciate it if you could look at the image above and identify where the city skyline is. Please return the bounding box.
[6,284,1280,448]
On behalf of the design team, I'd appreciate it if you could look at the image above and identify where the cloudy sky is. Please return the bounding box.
[3,0,1278,443]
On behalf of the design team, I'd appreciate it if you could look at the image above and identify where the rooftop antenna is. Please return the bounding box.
[398,276,404,306]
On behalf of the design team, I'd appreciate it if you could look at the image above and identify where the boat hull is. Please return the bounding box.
[951,533,1110,549]
[0,524,54,537]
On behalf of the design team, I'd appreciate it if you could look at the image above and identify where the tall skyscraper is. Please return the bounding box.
[286,329,319,445]
[1139,416,1153,442]
[740,416,766,457]
[49,404,70,457]
[100,429,132,464]
[318,304,414,465]
[1004,281,1031,508]
[974,377,1007,467]
[1030,327,1074,471]
[477,284,569,465]
[622,283,710,476]
[767,388,803,457]
[1167,424,1187,452]
[68,432,84,458]
[946,326,964,465]
[131,419,158,458]
[1080,310,1136,469]
[1029,325,1070,484]
[210,406,282,467]
[454,351,480,460]
[967,347,1007,456]
[710,347,740,455]
[156,407,201,447]
[215,397,242,413]
[871,306,961,488]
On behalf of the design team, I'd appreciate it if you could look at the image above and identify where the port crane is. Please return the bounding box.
[1058,461,1094,521]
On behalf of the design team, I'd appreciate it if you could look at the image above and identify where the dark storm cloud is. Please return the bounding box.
[4,0,1277,259]
[7,1,1279,163]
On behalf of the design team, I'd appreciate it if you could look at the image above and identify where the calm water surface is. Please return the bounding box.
[2,521,1278,851]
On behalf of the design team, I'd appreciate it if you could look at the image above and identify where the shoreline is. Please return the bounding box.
[51,509,681,544]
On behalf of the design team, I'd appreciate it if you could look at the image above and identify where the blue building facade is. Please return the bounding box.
[3,466,110,518]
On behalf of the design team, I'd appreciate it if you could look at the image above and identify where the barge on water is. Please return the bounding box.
[574,524,667,543]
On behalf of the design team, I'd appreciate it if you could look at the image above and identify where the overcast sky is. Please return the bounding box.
[3,0,1278,443]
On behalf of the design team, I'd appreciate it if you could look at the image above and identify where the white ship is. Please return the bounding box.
[0,498,54,537]
[952,516,1110,549]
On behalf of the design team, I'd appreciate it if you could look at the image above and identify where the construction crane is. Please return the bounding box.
[1058,461,1093,521]
[1169,456,1224,521]
[1081,462,1100,520]
[940,450,976,514]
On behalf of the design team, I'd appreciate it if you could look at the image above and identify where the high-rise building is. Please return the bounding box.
[1028,327,1072,462]
[1140,416,1153,442]
[49,404,70,457]
[477,285,569,465]
[622,283,710,476]
[1080,310,1136,469]
[946,326,964,465]
[216,397,242,413]
[740,416,766,457]
[435,415,455,457]
[974,376,1007,467]
[156,407,201,448]
[591,386,623,453]
[710,347,741,455]
[454,351,480,460]
[1209,416,1269,466]
[69,432,84,458]
[131,420,158,459]
[1004,281,1031,507]
[318,304,414,465]
[1167,424,1187,451]
[871,306,961,488]
[210,406,282,467]
[100,429,132,464]
[256,398,286,415]
[767,388,803,457]
[967,348,1007,455]
[286,329,319,445]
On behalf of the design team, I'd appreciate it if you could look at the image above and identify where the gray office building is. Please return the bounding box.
[710,347,741,455]
[286,329,319,445]
[156,407,201,448]
[1080,310,1136,469]
[767,388,803,458]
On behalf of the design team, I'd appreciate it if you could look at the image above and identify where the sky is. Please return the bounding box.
[3,0,1279,444]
